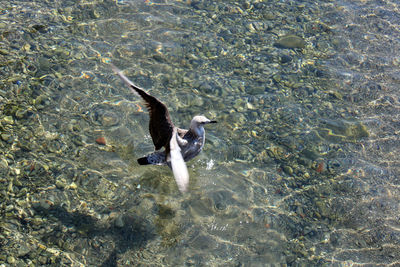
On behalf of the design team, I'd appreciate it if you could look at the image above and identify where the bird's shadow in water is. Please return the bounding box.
[34,204,155,267]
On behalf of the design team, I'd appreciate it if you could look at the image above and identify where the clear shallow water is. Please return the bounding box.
[0,0,399,266]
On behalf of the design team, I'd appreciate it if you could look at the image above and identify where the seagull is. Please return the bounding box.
[111,64,217,193]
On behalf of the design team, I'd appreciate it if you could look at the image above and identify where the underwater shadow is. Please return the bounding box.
[34,204,155,266]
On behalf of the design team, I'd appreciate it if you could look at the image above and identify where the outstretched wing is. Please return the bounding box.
[169,128,189,193]
[111,64,174,150]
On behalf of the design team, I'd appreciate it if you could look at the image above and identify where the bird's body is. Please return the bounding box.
[111,64,216,193]
[137,127,205,165]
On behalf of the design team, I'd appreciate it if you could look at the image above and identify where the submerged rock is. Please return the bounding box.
[280,54,293,64]
[274,35,306,49]
[319,119,369,141]
[282,165,294,176]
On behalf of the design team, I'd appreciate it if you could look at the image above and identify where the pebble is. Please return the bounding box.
[38,255,48,264]
[90,10,101,19]
[7,255,16,264]
[15,109,28,119]
[32,24,47,33]
[246,22,256,33]
[263,12,276,20]
[348,123,369,139]
[328,90,343,100]
[69,182,78,189]
[17,243,32,257]
[95,137,106,145]
[1,134,11,142]
[280,54,293,64]
[16,187,28,197]
[55,180,66,189]
[34,95,48,107]
[0,158,8,170]
[115,214,125,228]
[38,57,51,71]
[39,199,51,210]
[101,112,119,127]
[0,48,9,55]
[282,165,294,175]
[3,116,14,124]
[246,102,256,110]
[192,96,204,107]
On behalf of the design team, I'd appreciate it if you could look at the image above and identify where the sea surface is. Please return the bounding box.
[0,0,399,266]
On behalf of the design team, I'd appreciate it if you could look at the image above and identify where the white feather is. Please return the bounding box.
[169,128,189,193]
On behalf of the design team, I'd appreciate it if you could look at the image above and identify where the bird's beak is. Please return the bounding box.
[209,120,217,124]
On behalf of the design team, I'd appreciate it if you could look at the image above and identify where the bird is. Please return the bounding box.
[111,64,217,193]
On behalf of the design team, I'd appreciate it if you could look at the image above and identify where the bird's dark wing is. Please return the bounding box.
[111,64,174,150]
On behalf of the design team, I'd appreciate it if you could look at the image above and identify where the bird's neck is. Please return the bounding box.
[190,125,204,137]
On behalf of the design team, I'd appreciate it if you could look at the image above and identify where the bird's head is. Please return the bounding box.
[190,115,217,135]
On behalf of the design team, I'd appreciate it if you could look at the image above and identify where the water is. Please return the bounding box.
[0,0,399,266]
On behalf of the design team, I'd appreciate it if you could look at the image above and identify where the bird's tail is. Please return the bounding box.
[137,157,150,165]
[137,152,167,166]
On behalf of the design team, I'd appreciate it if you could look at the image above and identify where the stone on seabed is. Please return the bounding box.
[274,35,306,49]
